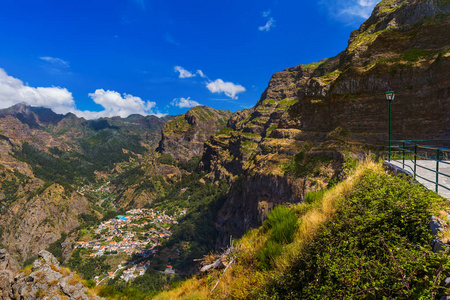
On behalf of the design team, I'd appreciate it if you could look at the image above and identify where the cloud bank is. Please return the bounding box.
[86,89,158,118]
[171,97,201,108]
[0,68,163,119]
[0,68,75,114]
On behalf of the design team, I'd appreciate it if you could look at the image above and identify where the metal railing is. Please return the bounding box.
[387,139,450,194]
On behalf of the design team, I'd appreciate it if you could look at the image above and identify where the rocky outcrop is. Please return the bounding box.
[199,0,450,247]
[158,106,232,162]
[0,249,101,300]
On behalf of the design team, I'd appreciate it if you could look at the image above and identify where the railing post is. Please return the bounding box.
[414,145,417,180]
[402,142,405,169]
[388,100,392,162]
[436,149,440,193]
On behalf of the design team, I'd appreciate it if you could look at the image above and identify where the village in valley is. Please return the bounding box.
[74,208,186,283]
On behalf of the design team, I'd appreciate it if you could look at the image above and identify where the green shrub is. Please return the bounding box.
[179,155,201,172]
[258,205,298,269]
[264,206,298,244]
[257,240,283,270]
[157,153,177,166]
[343,153,358,175]
[304,189,325,204]
[85,279,96,288]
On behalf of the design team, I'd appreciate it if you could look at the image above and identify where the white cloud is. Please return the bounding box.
[0,68,75,114]
[259,9,275,32]
[206,79,246,99]
[175,66,207,79]
[171,97,201,108]
[0,68,164,119]
[174,66,196,78]
[320,0,378,23]
[39,56,70,68]
[86,89,158,118]
[196,70,206,78]
[173,67,244,99]
[259,18,275,32]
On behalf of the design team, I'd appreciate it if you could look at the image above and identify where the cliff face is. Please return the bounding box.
[158,106,232,162]
[0,183,91,261]
[202,0,450,246]
[0,249,100,300]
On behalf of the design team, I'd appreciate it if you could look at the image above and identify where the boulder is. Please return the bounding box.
[433,238,446,252]
[38,250,60,268]
[440,276,450,288]
[430,216,445,236]
[59,277,89,300]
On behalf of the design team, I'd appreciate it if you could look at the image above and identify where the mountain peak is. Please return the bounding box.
[0,104,65,128]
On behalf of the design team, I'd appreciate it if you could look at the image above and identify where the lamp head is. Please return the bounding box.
[385,89,395,101]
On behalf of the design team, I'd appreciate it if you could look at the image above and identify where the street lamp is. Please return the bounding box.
[385,89,395,161]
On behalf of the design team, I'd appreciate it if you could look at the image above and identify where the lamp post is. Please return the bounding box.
[385,89,395,161]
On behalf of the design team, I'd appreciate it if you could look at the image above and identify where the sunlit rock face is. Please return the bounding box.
[158,105,232,162]
[200,0,450,247]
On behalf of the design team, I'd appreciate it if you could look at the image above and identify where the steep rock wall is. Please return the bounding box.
[200,0,450,247]
[158,106,232,162]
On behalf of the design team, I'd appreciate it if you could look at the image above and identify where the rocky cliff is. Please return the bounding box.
[201,0,450,246]
[0,183,91,262]
[0,249,100,300]
[158,106,232,162]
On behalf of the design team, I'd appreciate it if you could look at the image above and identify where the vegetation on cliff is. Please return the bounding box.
[154,159,450,299]
[158,106,232,162]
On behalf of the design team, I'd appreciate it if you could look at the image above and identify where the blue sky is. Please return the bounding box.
[0,0,378,119]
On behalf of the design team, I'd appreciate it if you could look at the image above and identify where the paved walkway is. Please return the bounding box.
[388,160,450,200]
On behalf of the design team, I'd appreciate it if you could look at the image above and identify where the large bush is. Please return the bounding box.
[270,170,450,299]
